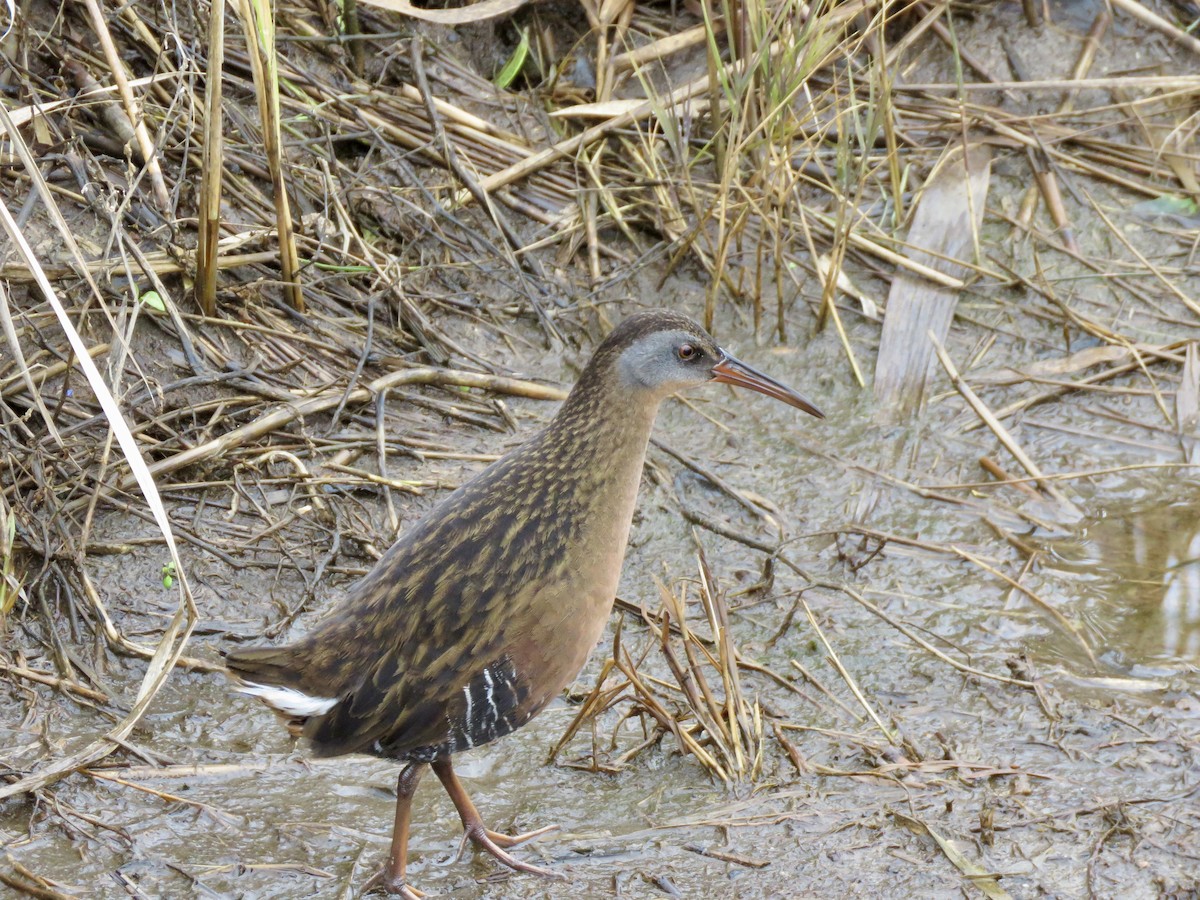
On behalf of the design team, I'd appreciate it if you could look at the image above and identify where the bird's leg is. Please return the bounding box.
[363,762,428,898]
[430,757,564,880]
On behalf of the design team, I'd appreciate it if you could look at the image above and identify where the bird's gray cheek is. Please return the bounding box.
[616,355,654,389]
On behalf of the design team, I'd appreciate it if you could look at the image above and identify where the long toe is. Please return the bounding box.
[484,822,559,849]
[466,825,567,880]
[362,869,426,898]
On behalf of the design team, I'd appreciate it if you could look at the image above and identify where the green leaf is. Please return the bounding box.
[495,28,530,90]
[139,290,166,313]
[1131,194,1199,219]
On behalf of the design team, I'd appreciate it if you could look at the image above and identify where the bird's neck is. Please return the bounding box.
[532,372,661,619]
[533,371,662,549]
[547,371,661,477]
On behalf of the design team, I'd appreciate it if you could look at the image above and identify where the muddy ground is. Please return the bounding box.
[3,0,1200,898]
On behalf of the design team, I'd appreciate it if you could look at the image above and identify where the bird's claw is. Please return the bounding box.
[461,822,566,880]
[484,822,560,849]
[362,868,426,898]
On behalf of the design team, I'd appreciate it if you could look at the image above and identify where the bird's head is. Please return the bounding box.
[601,310,824,418]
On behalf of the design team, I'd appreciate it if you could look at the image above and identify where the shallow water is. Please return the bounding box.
[1045,499,1200,665]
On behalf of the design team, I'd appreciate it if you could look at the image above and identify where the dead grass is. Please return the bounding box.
[2,0,1200,893]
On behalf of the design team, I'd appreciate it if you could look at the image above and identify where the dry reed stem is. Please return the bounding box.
[1108,0,1200,55]
[78,0,170,211]
[0,661,110,703]
[0,861,76,900]
[949,547,1097,666]
[195,0,226,316]
[874,141,992,418]
[1056,8,1109,115]
[237,0,304,311]
[931,333,1082,518]
[797,594,894,745]
[1027,147,1079,255]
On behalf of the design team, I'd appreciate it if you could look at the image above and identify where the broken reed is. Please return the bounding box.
[0,492,21,627]
[551,547,763,783]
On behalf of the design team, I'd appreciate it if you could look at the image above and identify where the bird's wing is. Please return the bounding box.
[225,446,570,757]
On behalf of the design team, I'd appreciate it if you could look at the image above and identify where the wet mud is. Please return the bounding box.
[4,1,1200,898]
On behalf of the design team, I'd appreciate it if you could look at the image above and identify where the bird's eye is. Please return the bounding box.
[678,343,697,361]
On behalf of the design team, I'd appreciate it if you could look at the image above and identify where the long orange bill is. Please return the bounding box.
[712,352,825,419]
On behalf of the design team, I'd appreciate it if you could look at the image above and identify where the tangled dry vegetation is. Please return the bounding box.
[2,0,1200,896]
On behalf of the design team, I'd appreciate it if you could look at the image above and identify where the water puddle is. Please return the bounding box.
[1044,498,1200,667]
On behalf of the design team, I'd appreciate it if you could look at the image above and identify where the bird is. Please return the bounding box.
[223,309,823,897]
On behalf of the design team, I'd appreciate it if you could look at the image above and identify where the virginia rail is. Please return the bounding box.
[224,310,823,896]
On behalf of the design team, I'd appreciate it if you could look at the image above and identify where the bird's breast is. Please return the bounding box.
[509,436,648,698]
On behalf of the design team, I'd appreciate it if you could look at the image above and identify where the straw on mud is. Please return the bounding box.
[951,547,1097,666]
[812,580,1035,689]
[612,23,716,72]
[1108,0,1200,55]
[79,0,170,211]
[5,0,1200,889]
[652,438,781,529]
[797,594,894,744]
[954,340,1188,433]
[85,770,238,826]
[557,549,807,781]
[0,660,109,703]
[1086,194,1200,319]
[0,860,76,900]
[979,456,1047,504]
[1027,146,1079,255]
[1056,8,1109,115]
[892,811,1013,899]
[88,367,565,497]
[931,332,1082,518]
[1,102,200,758]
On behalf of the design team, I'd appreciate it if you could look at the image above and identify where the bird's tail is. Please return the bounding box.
[223,645,339,731]
[223,644,300,684]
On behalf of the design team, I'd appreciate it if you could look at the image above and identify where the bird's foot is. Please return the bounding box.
[362,868,426,898]
[459,822,566,880]
[479,822,559,849]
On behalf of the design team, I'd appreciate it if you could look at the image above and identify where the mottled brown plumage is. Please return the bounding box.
[224,310,822,897]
